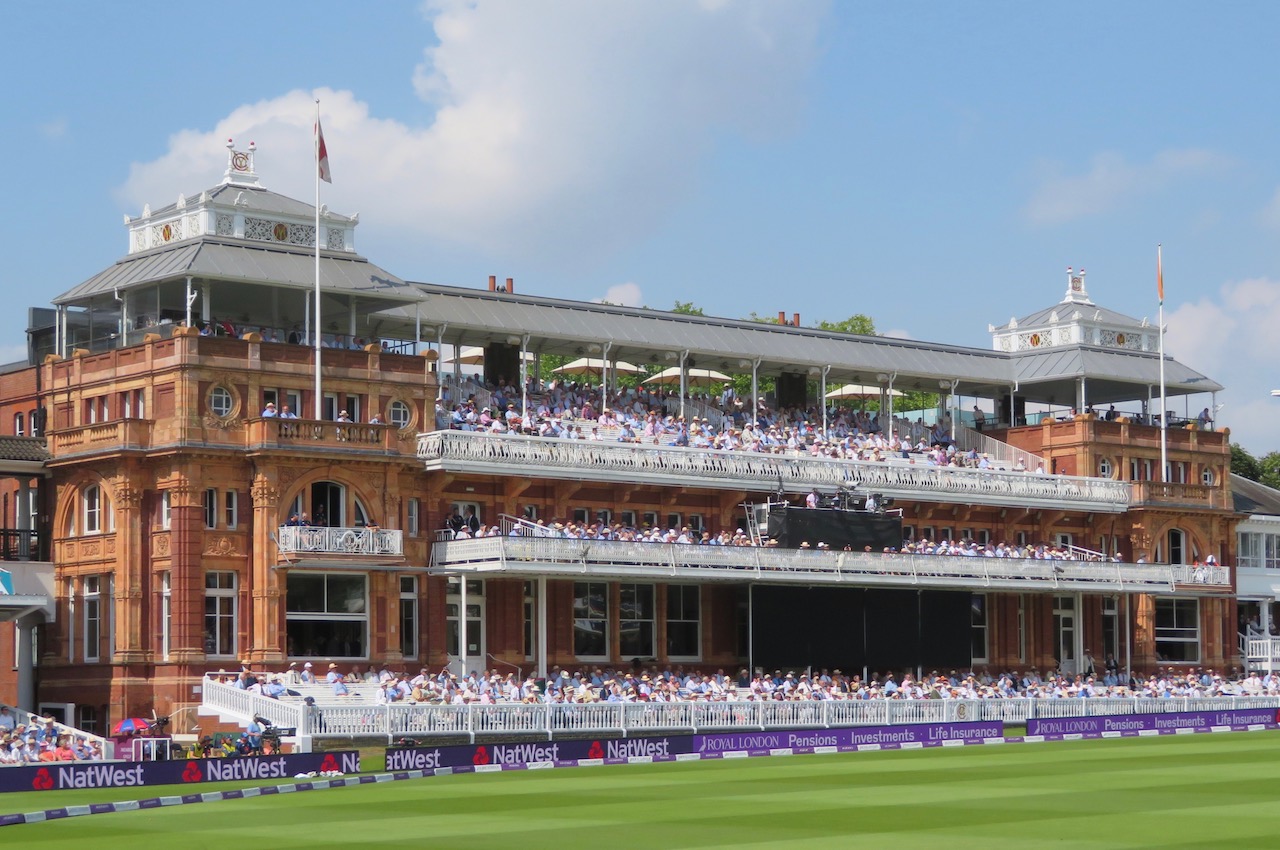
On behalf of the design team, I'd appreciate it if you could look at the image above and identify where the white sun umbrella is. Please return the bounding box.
[552,358,646,376]
[825,383,905,400]
[641,366,732,388]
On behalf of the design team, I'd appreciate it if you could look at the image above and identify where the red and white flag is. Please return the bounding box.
[316,116,332,184]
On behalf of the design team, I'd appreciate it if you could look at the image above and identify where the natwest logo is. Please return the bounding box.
[182,761,203,783]
[385,748,442,772]
[31,768,54,791]
[472,745,490,766]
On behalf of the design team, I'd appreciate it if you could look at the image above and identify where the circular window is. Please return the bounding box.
[1097,457,1113,478]
[1201,467,1215,487]
[387,400,412,429]
[208,386,234,418]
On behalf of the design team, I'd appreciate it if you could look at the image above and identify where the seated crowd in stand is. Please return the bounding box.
[436,375,1037,472]
[0,706,104,766]
[217,661,1276,707]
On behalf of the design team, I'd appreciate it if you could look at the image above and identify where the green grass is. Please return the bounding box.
[7,732,1280,848]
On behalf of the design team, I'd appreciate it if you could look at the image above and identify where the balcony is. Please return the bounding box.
[1131,481,1229,510]
[248,418,404,456]
[0,529,50,562]
[417,431,1133,512]
[429,535,1216,594]
[48,419,152,461]
[276,525,404,561]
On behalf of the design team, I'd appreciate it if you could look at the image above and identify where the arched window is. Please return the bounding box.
[82,485,105,534]
[13,412,24,437]
[1167,528,1186,565]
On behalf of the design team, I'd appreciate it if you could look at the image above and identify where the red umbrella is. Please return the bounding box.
[112,718,151,735]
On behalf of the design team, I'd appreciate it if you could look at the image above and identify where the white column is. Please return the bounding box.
[16,616,35,712]
[17,479,31,559]
[458,577,468,677]
[201,283,212,323]
[537,576,548,678]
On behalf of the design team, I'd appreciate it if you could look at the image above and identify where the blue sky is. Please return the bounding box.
[4,1,1279,451]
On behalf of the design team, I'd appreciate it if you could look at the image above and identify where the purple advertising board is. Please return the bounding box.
[0,750,361,794]
[384,721,1003,774]
[1026,707,1280,738]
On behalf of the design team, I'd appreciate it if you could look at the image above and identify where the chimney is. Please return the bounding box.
[777,311,786,325]
[793,313,801,327]
[505,277,515,294]
[488,275,497,292]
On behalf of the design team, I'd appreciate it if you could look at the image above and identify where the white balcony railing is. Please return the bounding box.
[431,536,1194,593]
[417,431,1132,512]
[1171,564,1231,586]
[198,677,1280,743]
[276,525,403,557]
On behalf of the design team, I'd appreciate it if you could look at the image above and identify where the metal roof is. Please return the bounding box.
[54,239,414,306]
[1232,474,1280,516]
[997,301,1150,331]
[389,282,1013,386]
[373,282,1222,402]
[147,184,356,224]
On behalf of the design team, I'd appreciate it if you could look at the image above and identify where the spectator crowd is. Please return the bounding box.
[0,707,104,766]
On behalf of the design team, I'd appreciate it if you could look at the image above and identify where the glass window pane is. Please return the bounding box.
[286,574,326,613]
[326,575,367,614]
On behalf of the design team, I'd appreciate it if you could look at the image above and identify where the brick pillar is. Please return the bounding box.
[168,483,207,665]
[249,471,285,665]
[1133,594,1157,672]
[110,476,147,664]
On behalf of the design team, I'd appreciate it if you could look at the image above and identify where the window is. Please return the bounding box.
[208,386,233,418]
[1167,529,1186,565]
[920,526,935,542]
[121,389,145,419]
[666,513,682,531]
[977,529,991,545]
[158,491,171,530]
[667,586,700,659]
[620,511,637,529]
[573,581,608,658]
[523,580,538,660]
[263,389,279,411]
[84,577,101,662]
[961,528,974,543]
[619,583,655,658]
[572,508,589,525]
[687,514,705,533]
[971,594,989,663]
[13,413,23,436]
[29,408,42,437]
[203,489,218,529]
[83,485,104,534]
[595,509,612,528]
[1055,533,1073,548]
[286,573,367,658]
[387,400,411,429]
[344,395,361,423]
[1097,457,1113,478]
[1155,598,1200,663]
[76,706,98,735]
[642,512,658,530]
[399,576,418,660]
[939,527,953,543]
[322,392,338,422]
[444,579,483,660]
[1102,596,1118,662]
[407,498,420,536]
[1201,467,1216,487]
[160,571,171,661]
[204,572,237,657]
[1238,532,1280,570]
[1016,531,1028,547]
[224,490,238,529]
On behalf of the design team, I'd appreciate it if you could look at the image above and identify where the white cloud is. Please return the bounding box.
[118,1,828,267]
[1023,149,1227,226]
[881,328,913,340]
[1165,275,1280,454]
[1259,186,1280,231]
[38,118,67,140]
[597,282,642,307]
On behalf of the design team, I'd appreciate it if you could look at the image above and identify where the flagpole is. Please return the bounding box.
[1157,244,1167,483]
[312,100,322,422]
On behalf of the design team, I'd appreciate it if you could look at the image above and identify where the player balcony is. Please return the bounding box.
[48,419,153,461]
[430,527,1229,595]
[1130,481,1231,510]
[275,525,404,562]
[247,417,405,457]
[416,431,1133,513]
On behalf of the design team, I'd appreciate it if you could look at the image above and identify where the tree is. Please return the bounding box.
[1261,452,1280,491]
[671,300,704,316]
[817,314,877,336]
[1231,443,1263,482]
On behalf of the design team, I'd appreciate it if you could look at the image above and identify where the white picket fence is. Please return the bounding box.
[200,679,1280,745]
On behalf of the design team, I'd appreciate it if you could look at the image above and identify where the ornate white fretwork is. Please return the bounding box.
[326,228,345,251]
[244,217,275,242]
[215,213,234,237]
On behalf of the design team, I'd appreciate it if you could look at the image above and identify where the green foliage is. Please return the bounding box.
[1261,451,1280,491]
[1232,443,1263,482]
[671,300,705,316]
[817,314,877,336]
